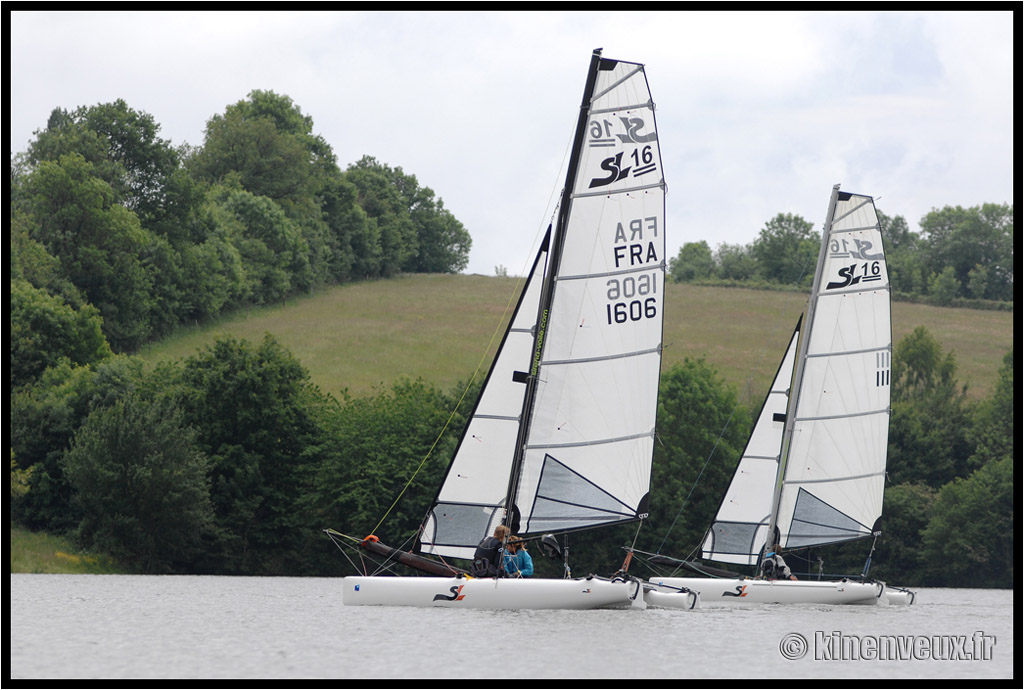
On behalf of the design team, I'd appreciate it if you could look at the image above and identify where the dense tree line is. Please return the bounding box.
[9,325,1012,586]
[10,92,471,368]
[669,206,1014,307]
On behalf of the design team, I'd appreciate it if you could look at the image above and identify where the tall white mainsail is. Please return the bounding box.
[514,56,665,536]
[769,186,891,551]
[419,51,665,558]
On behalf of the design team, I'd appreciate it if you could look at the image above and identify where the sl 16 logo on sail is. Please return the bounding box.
[826,238,885,290]
[588,116,658,189]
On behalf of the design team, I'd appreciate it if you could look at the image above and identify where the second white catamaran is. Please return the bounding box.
[649,185,915,606]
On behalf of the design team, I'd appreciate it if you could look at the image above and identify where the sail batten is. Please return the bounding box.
[526,429,655,450]
[795,407,889,423]
[542,346,662,367]
[571,181,665,199]
[783,470,886,486]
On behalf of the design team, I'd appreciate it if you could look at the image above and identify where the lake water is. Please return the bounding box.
[9,574,1015,680]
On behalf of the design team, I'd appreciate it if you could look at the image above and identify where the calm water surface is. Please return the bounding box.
[9,574,1014,680]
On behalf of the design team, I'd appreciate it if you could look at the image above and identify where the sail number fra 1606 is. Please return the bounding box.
[605,272,658,325]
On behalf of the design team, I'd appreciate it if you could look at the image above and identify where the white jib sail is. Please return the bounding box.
[774,188,891,550]
[419,244,549,559]
[702,326,800,565]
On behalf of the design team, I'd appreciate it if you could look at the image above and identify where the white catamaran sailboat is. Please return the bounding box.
[649,185,915,606]
[333,50,696,610]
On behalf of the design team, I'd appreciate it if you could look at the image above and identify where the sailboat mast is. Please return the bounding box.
[764,183,842,555]
[502,49,606,531]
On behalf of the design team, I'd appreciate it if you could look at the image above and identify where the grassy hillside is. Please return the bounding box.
[140,275,1013,405]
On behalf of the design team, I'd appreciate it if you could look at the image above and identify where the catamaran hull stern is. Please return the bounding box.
[649,577,886,606]
[342,576,638,610]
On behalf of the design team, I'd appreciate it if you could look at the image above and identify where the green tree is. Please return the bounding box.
[308,379,463,566]
[9,279,111,388]
[887,326,974,487]
[10,356,147,532]
[344,157,419,277]
[750,212,818,286]
[344,156,472,276]
[919,456,1013,587]
[23,153,154,350]
[968,347,1014,471]
[868,483,937,584]
[927,265,959,305]
[27,100,180,223]
[877,208,927,295]
[192,91,329,205]
[175,335,321,574]
[62,393,213,573]
[714,242,758,281]
[919,203,1014,301]
[318,171,377,281]
[669,241,715,282]
[212,187,311,303]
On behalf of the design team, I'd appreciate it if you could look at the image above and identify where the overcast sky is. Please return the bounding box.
[9,10,1015,276]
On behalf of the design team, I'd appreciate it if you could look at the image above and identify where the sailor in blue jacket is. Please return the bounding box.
[503,536,534,578]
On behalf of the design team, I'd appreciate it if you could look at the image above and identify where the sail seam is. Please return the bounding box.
[526,429,654,450]
[557,261,666,282]
[572,180,665,199]
[542,346,661,366]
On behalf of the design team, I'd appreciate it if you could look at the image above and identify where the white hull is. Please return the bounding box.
[649,577,888,606]
[343,575,645,610]
[642,582,701,610]
[884,588,916,605]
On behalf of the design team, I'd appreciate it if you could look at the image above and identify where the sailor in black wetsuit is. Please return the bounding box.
[471,524,509,578]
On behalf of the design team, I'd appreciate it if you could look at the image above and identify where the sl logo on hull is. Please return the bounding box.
[722,585,748,597]
[433,584,465,602]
